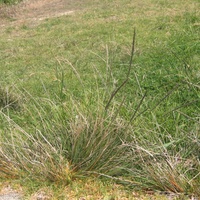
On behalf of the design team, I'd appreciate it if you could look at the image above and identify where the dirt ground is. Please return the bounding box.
[0,0,88,27]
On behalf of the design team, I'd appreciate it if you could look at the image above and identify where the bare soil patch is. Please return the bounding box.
[0,184,22,200]
[0,0,88,27]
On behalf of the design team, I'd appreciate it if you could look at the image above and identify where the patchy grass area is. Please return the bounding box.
[0,0,199,199]
[1,178,174,199]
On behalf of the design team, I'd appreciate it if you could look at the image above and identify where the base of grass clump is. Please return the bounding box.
[1,178,176,200]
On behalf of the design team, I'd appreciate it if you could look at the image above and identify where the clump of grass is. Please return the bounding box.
[0,88,131,183]
[0,86,21,111]
[126,124,200,195]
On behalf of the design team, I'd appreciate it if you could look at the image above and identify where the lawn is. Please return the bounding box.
[0,0,199,199]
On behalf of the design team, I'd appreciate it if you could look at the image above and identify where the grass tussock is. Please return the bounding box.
[0,90,130,182]
[0,86,22,111]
